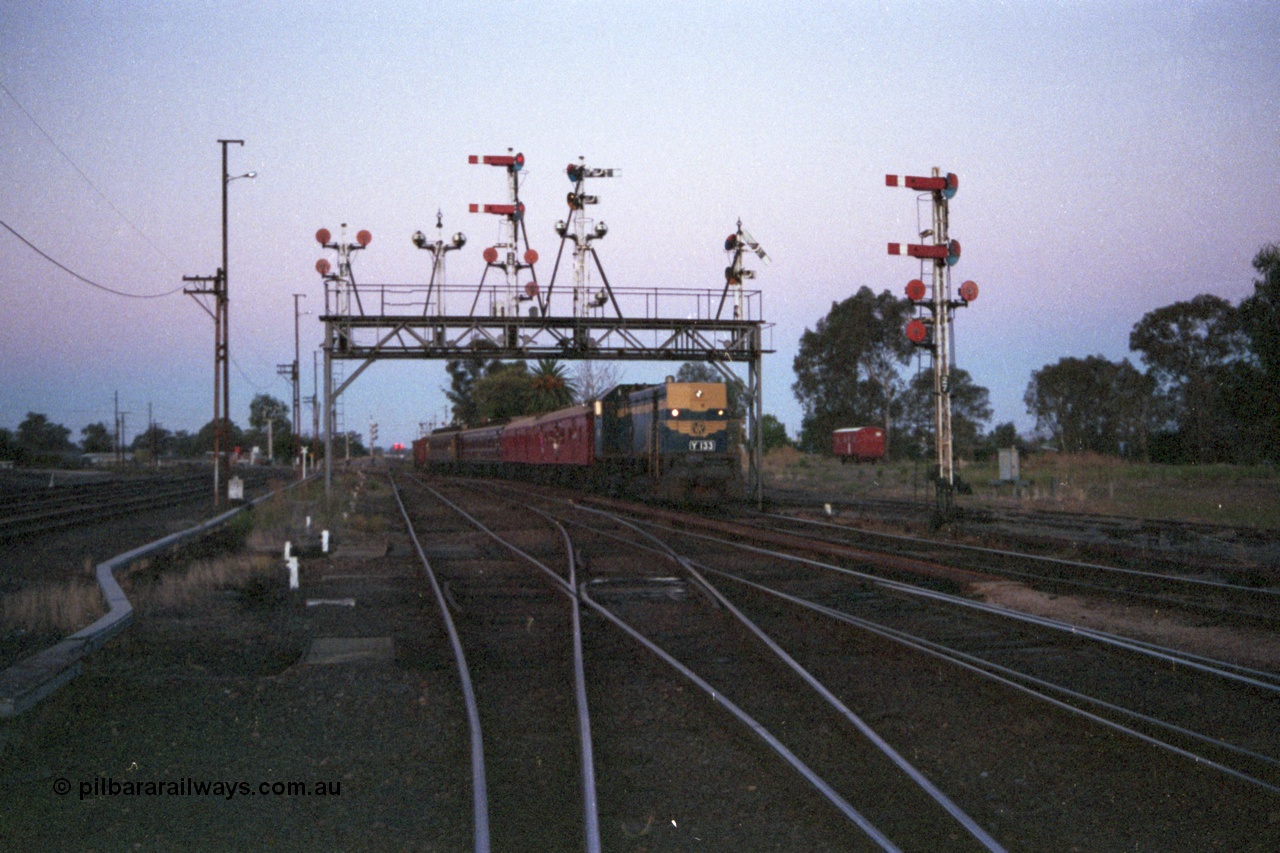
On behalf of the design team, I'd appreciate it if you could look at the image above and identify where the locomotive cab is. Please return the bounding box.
[596,380,740,502]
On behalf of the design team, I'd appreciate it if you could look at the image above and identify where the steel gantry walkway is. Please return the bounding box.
[318,282,771,501]
[316,151,773,504]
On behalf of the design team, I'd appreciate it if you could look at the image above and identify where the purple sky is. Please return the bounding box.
[2,2,1278,448]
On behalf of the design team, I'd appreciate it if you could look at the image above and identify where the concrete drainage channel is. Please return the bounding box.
[0,478,312,717]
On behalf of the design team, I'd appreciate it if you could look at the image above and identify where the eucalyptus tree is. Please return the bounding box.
[1129,294,1248,462]
[1024,355,1154,457]
[791,287,913,453]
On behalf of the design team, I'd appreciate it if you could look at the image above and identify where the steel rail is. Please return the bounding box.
[0,483,214,539]
[757,512,1280,599]
[429,478,900,848]
[524,502,601,853]
[407,476,600,853]
[538,493,1280,796]
[389,474,491,853]
[575,582,902,852]
[637,518,1280,693]
[558,499,1280,789]
[568,502,1007,853]
[703,564,1280,792]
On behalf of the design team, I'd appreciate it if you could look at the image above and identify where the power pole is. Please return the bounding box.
[185,140,252,503]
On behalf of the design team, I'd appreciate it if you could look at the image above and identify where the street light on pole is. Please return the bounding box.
[217,139,254,502]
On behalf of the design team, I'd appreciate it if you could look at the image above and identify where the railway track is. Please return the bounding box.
[741,510,1280,628]
[765,487,1280,572]
[390,473,1280,851]
[395,473,996,851]
[0,469,273,542]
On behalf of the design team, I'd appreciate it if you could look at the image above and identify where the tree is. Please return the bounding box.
[169,430,199,458]
[80,422,115,453]
[472,362,534,422]
[195,418,245,454]
[444,348,502,426]
[17,413,73,454]
[247,393,293,460]
[1024,355,1154,457]
[1237,242,1280,460]
[1240,242,1280,378]
[131,423,174,458]
[1129,295,1248,462]
[529,359,577,413]
[573,360,621,403]
[898,368,992,460]
[249,394,291,433]
[791,287,913,453]
[760,414,790,452]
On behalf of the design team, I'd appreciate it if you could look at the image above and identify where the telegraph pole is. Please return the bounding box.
[184,140,253,503]
[218,140,243,500]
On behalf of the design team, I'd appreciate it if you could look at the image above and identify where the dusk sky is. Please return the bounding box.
[3,2,1278,449]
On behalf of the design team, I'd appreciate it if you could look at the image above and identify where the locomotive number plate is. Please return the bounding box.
[689,440,715,451]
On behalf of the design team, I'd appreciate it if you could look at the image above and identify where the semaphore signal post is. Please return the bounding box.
[886,168,979,521]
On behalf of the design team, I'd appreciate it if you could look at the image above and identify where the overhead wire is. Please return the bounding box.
[0,219,186,299]
[0,77,184,273]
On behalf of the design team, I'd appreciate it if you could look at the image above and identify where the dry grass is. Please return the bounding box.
[762,449,1280,530]
[2,578,106,635]
[1,474,359,638]
[129,554,279,612]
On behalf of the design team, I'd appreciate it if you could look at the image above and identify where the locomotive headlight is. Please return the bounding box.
[670,409,680,417]
[718,409,724,416]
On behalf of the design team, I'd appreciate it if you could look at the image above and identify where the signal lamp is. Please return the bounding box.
[524,249,539,265]
[315,258,331,275]
[594,222,608,239]
[959,280,979,302]
[724,234,738,251]
[905,279,926,301]
[483,246,499,264]
[356,229,372,247]
[316,228,331,245]
[905,318,929,344]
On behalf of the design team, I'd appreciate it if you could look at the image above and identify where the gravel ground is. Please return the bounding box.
[2,469,1279,851]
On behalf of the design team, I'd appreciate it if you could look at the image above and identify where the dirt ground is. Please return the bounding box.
[972,579,1280,672]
